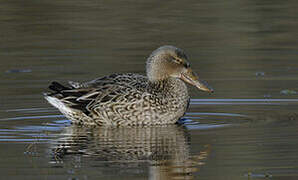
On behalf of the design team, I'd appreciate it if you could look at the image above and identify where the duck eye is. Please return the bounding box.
[173,58,183,64]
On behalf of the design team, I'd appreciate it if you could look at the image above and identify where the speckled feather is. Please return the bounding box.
[46,73,189,126]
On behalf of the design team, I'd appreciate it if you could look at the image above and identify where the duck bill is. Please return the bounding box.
[181,69,214,93]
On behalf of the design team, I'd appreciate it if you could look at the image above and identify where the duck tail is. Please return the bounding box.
[44,82,75,115]
[48,81,71,92]
[43,81,72,97]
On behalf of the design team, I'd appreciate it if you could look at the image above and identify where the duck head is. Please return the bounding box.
[146,45,214,93]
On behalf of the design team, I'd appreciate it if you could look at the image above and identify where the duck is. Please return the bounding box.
[44,45,213,126]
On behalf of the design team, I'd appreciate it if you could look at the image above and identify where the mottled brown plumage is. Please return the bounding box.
[44,45,213,126]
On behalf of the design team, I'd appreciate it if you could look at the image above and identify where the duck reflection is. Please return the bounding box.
[51,125,210,179]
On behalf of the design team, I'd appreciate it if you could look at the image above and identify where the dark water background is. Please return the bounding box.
[0,0,298,179]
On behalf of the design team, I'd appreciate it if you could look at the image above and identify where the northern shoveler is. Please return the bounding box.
[44,45,213,126]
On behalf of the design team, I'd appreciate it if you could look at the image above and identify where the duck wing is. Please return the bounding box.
[46,73,148,116]
[68,73,147,89]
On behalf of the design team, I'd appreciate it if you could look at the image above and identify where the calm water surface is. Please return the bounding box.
[0,0,298,179]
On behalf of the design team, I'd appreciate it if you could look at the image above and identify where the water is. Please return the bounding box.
[0,0,298,179]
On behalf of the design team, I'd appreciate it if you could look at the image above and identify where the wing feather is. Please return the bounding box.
[47,73,148,118]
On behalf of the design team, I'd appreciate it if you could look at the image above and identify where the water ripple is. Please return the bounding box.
[1,98,297,143]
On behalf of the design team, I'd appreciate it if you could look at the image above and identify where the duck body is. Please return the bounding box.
[46,73,189,126]
[45,46,213,126]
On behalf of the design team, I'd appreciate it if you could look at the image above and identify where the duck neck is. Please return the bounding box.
[148,78,187,95]
[147,79,166,91]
